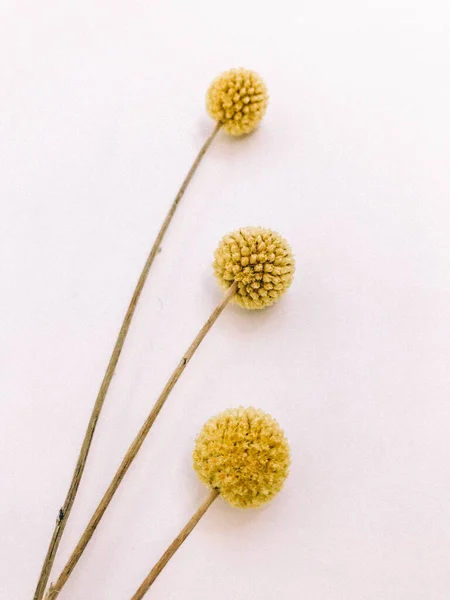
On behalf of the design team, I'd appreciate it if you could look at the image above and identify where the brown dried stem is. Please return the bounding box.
[131,489,220,600]
[34,121,222,600]
[44,282,237,600]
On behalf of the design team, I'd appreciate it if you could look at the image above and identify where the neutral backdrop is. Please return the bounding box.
[1,1,450,599]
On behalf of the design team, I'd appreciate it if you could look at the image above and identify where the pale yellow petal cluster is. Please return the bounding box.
[206,68,268,136]
[213,227,295,310]
[193,407,290,509]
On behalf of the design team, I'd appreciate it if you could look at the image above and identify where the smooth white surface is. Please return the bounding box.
[1,1,450,598]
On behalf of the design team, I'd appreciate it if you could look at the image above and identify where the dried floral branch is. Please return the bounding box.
[44,282,237,600]
[34,121,221,600]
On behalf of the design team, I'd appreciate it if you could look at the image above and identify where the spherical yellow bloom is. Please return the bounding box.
[193,407,290,509]
[213,227,295,310]
[206,68,268,136]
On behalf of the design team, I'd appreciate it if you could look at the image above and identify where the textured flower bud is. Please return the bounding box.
[193,407,290,509]
[206,68,268,136]
[213,227,295,310]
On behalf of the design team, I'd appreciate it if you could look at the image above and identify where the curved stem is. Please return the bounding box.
[44,282,237,600]
[34,122,222,600]
[131,489,219,600]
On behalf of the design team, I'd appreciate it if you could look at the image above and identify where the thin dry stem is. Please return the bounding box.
[44,282,237,600]
[34,121,221,600]
[131,489,219,600]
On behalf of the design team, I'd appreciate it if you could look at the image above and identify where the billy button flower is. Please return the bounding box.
[131,407,290,599]
[207,68,268,135]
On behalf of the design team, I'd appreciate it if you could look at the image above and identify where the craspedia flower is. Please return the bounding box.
[206,68,268,136]
[213,227,295,310]
[193,407,290,508]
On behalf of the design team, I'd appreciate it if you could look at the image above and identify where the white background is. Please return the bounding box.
[1,1,450,598]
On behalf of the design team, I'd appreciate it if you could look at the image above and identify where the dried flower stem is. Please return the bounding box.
[44,282,237,600]
[34,121,222,600]
[131,489,220,600]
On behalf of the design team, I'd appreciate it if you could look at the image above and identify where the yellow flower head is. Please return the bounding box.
[206,68,268,136]
[193,407,290,509]
[213,227,295,310]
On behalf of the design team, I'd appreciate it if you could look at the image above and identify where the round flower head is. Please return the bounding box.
[193,407,290,509]
[206,68,268,136]
[213,227,295,310]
